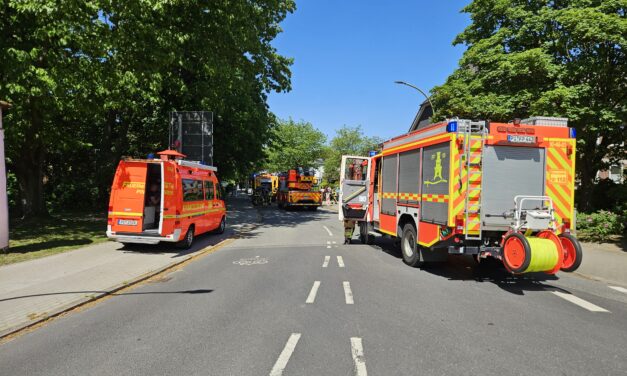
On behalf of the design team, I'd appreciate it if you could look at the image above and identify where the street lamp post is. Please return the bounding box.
[394,80,436,119]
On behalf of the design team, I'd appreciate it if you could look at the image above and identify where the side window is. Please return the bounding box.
[215,182,222,200]
[204,180,215,201]
[183,179,203,201]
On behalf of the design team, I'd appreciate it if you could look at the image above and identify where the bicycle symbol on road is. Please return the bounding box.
[233,256,268,266]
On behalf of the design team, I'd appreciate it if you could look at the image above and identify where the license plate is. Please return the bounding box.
[117,219,138,226]
[507,135,536,144]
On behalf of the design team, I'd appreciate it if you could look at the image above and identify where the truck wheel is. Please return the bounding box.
[559,233,583,272]
[401,223,421,267]
[359,222,374,245]
[177,226,194,249]
[215,216,226,234]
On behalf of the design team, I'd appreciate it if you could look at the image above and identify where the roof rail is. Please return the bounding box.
[177,159,218,172]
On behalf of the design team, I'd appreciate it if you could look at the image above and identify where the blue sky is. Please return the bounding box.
[268,0,471,141]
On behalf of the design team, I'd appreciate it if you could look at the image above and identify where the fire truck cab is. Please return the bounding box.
[107,150,226,248]
[340,117,582,275]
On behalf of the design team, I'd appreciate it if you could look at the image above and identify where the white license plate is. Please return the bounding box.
[117,219,138,226]
[507,135,536,144]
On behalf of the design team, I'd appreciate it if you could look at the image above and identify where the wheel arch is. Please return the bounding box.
[397,213,416,238]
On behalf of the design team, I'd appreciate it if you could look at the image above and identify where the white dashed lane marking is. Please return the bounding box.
[350,337,368,376]
[269,333,301,376]
[609,286,627,294]
[322,256,330,268]
[337,256,345,268]
[343,281,354,305]
[323,225,333,236]
[306,281,321,304]
[552,291,610,312]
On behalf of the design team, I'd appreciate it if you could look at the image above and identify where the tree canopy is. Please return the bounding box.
[431,0,626,210]
[0,0,295,217]
[264,119,327,172]
[323,125,382,184]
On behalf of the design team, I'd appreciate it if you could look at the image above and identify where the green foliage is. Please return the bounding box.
[576,210,624,242]
[431,0,627,211]
[586,179,627,213]
[323,125,382,184]
[0,0,295,216]
[264,119,326,172]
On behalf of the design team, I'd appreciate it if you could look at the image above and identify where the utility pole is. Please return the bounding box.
[0,100,11,252]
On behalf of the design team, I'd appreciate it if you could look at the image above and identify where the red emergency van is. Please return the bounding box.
[106,150,226,248]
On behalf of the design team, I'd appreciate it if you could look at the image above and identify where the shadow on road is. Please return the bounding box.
[368,235,569,296]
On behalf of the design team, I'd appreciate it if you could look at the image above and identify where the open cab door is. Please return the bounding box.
[339,155,371,221]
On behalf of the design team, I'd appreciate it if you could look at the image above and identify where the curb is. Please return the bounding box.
[0,237,235,341]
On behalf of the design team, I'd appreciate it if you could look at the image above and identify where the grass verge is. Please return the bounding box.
[1,212,107,266]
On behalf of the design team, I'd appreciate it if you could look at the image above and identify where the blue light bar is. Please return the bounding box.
[569,127,576,138]
[368,150,377,157]
[446,121,458,133]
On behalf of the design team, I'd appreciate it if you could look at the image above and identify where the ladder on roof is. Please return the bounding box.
[460,120,487,241]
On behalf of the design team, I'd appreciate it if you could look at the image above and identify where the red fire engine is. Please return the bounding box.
[340,117,582,274]
[277,168,322,210]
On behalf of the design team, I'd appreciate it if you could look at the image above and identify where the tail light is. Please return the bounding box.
[107,217,113,225]
[175,210,181,226]
[454,215,464,234]
[107,206,113,225]
[563,219,571,233]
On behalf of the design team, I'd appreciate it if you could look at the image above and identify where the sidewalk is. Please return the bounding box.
[0,195,258,337]
[577,241,627,287]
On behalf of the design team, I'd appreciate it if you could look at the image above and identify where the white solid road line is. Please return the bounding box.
[323,225,333,236]
[322,256,330,268]
[552,291,610,312]
[609,286,627,294]
[337,256,345,268]
[306,281,321,304]
[269,333,302,376]
[350,337,368,376]
[343,281,354,304]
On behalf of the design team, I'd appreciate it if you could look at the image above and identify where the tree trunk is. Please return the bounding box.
[14,99,48,218]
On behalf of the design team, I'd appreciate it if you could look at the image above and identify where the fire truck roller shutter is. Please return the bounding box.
[398,149,421,205]
[381,154,398,216]
[421,143,450,224]
[482,145,545,230]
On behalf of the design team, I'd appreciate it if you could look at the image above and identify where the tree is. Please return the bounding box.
[323,125,382,184]
[0,0,296,217]
[431,0,626,211]
[264,119,326,172]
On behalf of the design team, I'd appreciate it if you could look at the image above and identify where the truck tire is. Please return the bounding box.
[177,226,194,249]
[401,223,421,267]
[559,233,583,272]
[359,222,374,245]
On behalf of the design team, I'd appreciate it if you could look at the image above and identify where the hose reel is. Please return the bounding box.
[502,231,564,274]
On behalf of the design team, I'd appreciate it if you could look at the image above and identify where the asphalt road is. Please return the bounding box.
[2,199,627,375]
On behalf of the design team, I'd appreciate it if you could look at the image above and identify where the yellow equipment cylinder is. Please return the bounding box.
[524,237,559,273]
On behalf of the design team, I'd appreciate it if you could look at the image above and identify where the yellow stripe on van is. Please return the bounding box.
[108,212,143,217]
